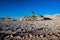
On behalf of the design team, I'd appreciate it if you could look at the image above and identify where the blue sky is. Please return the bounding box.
[0,0,60,17]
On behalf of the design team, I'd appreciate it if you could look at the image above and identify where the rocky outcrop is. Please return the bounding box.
[44,14,60,20]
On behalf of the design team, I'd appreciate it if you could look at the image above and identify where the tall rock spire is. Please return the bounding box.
[32,11,34,17]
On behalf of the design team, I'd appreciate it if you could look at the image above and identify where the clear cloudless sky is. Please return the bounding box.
[0,0,60,17]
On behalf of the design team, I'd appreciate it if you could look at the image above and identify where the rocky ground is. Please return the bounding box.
[0,20,60,40]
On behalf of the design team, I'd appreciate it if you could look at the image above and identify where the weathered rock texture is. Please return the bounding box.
[0,19,60,40]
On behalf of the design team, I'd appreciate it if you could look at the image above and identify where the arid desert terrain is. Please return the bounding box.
[0,19,60,40]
